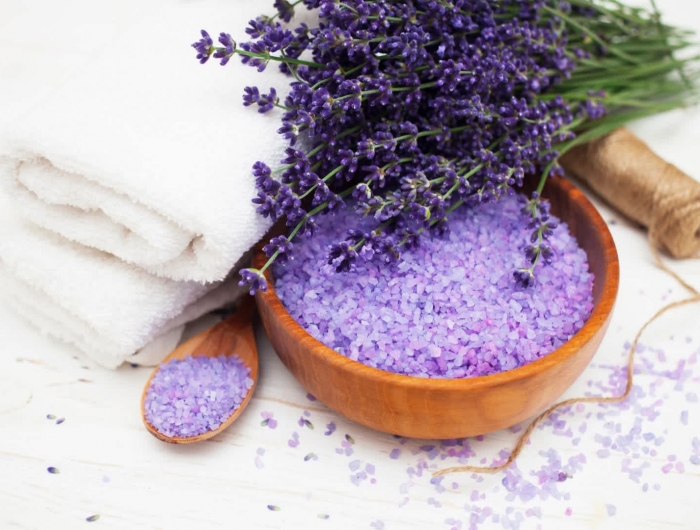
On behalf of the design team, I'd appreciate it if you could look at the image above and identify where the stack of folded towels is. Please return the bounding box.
[0,0,296,367]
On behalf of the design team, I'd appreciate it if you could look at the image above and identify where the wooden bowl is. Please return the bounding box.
[254,176,619,439]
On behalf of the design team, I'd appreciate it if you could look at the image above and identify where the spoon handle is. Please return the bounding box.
[224,294,257,328]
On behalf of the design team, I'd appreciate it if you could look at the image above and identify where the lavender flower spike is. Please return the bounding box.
[274,0,295,23]
[239,268,268,295]
[192,0,699,293]
[213,33,236,66]
[191,30,213,64]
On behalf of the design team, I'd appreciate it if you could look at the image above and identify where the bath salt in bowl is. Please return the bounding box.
[254,176,619,439]
[274,193,594,379]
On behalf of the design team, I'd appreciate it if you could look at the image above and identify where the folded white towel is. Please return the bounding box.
[0,0,315,367]
[0,194,248,368]
[0,0,295,282]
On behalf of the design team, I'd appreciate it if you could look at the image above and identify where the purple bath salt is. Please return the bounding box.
[274,193,594,378]
[144,354,253,438]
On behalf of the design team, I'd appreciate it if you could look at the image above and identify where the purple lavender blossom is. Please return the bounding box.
[273,0,295,23]
[238,268,268,295]
[258,88,278,113]
[233,1,589,291]
[263,235,294,264]
[243,86,260,107]
[191,0,694,293]
[191,30,213,64]
[213,33,236,66]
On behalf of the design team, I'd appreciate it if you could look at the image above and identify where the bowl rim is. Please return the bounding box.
[255,176,620,391]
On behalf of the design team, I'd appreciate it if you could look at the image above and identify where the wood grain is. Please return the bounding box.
[140,296,258,444]
[254,176,619,439]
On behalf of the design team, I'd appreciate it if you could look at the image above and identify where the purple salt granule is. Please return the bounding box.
[260,411,278,429]
[288,432,300,448]
[274,194,594,378]
[144,354,253,438]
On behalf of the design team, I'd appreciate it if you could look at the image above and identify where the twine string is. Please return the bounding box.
[435,129,700,477]
[560,127,700,259]
[434,243,699,477]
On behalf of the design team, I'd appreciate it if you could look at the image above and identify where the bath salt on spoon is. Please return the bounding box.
[141,296,258,443]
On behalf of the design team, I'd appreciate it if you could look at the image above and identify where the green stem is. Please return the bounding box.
[235,49,326,69]
[299,165,343,199]
[343,62,369,78]
[392,82,438,92]
[259,187,354,274]
[307,143,326,159]
[458,163,485,179]
[543,5,641,65]
[366,15,404,22]
[281,50,305,84]
[393,124,471,143]
[338,2,358,14]
[398,197,467,247]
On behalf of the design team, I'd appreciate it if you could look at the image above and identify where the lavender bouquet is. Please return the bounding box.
[193,0,698,292]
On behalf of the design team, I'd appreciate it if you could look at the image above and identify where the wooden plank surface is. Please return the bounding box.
[1,1,700,528]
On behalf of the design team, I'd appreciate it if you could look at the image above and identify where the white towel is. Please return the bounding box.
[0,0,313,367]
[0,0,297,282]
[0,191,251,369]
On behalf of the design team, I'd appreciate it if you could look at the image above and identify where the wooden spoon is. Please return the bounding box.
[141,295,258,444]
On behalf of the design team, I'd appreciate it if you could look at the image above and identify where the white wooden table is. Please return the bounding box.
[1,1,700,528]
